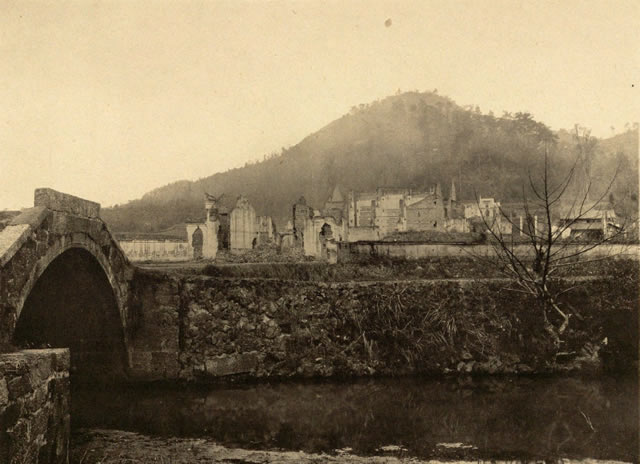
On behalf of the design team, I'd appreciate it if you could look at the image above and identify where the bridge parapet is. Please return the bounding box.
[34,187,100,218]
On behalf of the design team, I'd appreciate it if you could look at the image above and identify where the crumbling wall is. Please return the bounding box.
[0,349,70,464]
[230,197,257,251]
[256,216,274,244]
[186,221,218,260]
[292,198,311,245]
[406,196,446,231]
[303,216,344,260]
[346,226,380,242]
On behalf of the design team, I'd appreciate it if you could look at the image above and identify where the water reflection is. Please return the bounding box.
[72,375,638,461]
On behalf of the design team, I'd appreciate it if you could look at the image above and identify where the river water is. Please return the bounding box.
[72,375,638,462]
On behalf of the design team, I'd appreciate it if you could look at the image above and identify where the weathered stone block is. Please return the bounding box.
[151,352,180,378]
[0,224,32,267]
[8,207,49,229]
[30,406,50,439]
[51,350,70,372]
[0,355,29,377]
[56,414,70,461]
[27,357,53,386]
[7,375,32,400]
[0,350,70,464]
[34,188,100,218]
[0,401,22,431]
[7,417,31,453]
[0,378,8,407]
[25,385,48,413]
[130,351,152,371]
[204,352,259,377]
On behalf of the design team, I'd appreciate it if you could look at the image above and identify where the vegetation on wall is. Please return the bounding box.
[174,259,638,379]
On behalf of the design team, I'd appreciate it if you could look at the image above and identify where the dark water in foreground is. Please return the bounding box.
[72,375,638,461]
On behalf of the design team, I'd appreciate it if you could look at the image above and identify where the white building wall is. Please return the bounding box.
[230,198,257,251]
[186,220,218,260]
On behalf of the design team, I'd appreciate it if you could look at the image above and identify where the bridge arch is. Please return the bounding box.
[0,189,134,379]
[12,236,128,331]
[14,246,128,381]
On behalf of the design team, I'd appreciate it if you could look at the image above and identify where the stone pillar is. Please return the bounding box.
[519,215,523,237]
[203,219,219,259]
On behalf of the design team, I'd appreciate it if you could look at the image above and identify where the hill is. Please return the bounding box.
[102,91,638,232]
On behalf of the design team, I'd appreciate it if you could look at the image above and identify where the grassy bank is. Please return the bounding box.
[200,256,638,282]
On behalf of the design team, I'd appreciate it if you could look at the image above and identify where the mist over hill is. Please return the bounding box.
[102,91,638,232]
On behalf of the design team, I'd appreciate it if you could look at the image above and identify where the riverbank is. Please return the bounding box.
[71,429,633,464]
[70,374,638,463]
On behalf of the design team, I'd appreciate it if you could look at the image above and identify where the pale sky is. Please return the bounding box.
[1,0,638,210]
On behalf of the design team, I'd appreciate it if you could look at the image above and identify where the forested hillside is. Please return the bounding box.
[102,91,638,232]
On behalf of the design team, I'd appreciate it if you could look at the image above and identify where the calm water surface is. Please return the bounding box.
[72,375,638,461]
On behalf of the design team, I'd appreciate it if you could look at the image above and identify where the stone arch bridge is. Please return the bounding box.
[0,189,136,380]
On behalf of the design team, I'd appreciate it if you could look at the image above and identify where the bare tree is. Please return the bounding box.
[469,138,631,349]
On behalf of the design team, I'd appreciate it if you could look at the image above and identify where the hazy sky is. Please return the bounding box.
[1,0,638,209]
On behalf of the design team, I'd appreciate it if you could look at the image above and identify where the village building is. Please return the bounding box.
[556,201,619,241]
[443,182,468,233]
[462,197,513,235]
[297,181,466,259]
[344,181,465,240]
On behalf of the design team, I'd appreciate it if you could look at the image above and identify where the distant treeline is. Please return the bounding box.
[102,91,638,232]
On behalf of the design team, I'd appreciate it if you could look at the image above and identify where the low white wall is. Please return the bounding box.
[340,242,639,261]
[119,239,190,262]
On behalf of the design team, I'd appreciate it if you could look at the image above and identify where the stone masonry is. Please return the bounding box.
[125,267,637,381]
[0,349,70,464]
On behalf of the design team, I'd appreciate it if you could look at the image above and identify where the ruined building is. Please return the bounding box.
[118,192,275,261]
[296,181,466,259]
[186,193,223,260]
[229,195,275,252]
[344,181,463,239]
[292,196,311,246]
[230,196,257,250]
